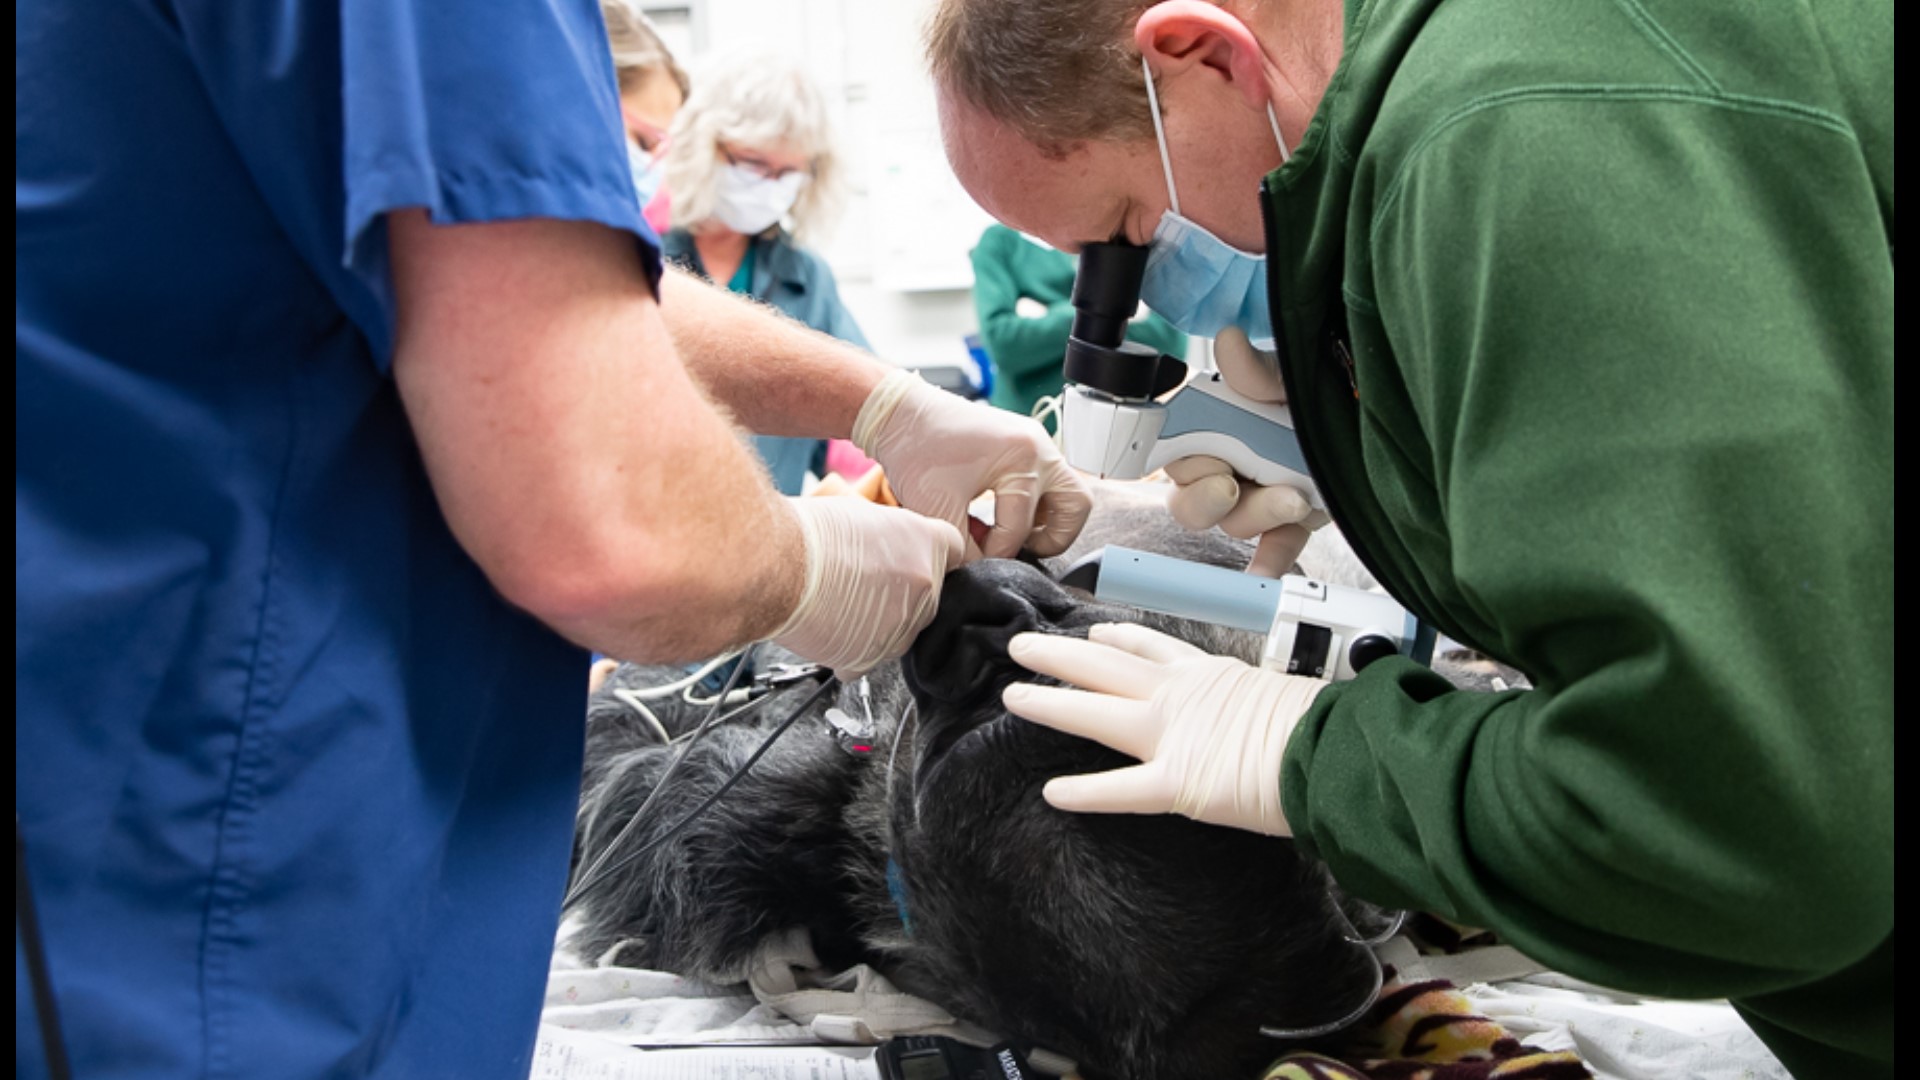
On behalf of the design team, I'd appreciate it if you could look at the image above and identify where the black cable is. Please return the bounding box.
[567,675,837,907]
[18,814,75,1080]
[564,643,763,912]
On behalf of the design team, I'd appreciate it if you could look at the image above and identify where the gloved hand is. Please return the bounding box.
[1165,327,1330,578]
[771,495,967,680]
[1001,622,1328,836]
[854,368,1092,560]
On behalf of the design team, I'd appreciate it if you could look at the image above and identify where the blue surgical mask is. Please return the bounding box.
[1137,57,1289,348]
[628,139,666,209]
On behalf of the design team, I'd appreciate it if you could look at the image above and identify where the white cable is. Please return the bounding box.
[619,650,742,701]
[1029,394,1065,449]
[682,684,758,709]
[1346,908,1408,948]
[609,689,672,744]
[883,699,917,819]
[1259,899,1395,1040]
[1257,951,1382,1040]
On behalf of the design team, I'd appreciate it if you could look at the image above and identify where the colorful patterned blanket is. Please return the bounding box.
[1262,970,1590,1080]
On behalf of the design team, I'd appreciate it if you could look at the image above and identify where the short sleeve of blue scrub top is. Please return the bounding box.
[16,3,659,1078]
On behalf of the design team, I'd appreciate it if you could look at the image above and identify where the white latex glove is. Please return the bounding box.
[854,368,1092,560]
[771,496,967,680]
[1165,327,1331,578]
[1001,622,1328,837]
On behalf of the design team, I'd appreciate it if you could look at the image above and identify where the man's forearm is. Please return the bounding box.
[388,211,806,663]
[657,266,893,439]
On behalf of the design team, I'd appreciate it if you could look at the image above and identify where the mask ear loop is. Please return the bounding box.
[1145,54,1292,205]
[1267,103,1291,166]
[1142,55,1182,217]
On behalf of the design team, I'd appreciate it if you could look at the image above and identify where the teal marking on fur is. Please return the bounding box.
[885,857,914,937]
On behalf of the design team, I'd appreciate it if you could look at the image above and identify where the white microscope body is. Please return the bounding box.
[1055,241,1426,678]
[1059,373,1324,509]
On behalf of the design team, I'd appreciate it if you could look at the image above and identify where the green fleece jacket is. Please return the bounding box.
[1266,2,1894,1076]
[970,224,1188,418]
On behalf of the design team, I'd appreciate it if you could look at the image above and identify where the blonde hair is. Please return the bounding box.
[926,0,1170,157]
[601,0,690,100]
[662,51,845,245]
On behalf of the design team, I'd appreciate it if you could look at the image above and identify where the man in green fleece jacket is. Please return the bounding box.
[928,1,1893,1076]
[971,222,1189,420]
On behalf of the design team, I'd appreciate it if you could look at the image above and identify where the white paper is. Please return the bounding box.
[1460,978,1789,1080]
[531,1023,879,1080]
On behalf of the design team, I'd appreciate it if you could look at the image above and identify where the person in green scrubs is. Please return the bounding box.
[970,223,1188,424]
[659,50,870,494]
[927,1,1893,1076]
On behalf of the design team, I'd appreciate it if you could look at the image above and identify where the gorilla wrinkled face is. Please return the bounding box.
[573,554,1383,1080]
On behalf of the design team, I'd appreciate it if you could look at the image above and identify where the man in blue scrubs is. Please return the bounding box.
[15,3,1089,1076]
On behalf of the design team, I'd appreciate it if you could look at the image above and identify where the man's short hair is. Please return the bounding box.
[925,0,1168,156]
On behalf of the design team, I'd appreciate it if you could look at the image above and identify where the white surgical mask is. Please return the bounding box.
[711,162,807,236]
[1137,56,1289,347]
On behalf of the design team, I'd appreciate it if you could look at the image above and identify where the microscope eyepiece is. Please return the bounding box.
[1064,241,1186,399]
[1070,242,1151,349]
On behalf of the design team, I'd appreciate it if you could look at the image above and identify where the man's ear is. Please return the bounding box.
[1135,0,1271,113]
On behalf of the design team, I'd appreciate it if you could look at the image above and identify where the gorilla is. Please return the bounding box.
[571,501,1505,1080]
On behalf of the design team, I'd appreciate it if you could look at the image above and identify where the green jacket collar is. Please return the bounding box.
[1261,0,1439,326]
[1257,0,1451,636]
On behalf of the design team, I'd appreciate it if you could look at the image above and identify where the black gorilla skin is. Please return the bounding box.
[574,554,1381,1080]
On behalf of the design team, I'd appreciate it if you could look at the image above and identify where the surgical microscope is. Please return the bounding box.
[1056,241,1431,680]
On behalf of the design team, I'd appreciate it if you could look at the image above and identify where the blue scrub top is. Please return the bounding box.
[16,3,660,1077]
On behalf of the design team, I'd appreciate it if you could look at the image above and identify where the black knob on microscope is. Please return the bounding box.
[1348,635,1399,673]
